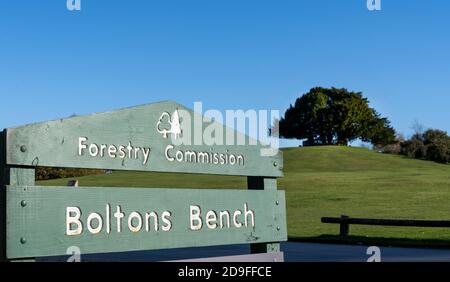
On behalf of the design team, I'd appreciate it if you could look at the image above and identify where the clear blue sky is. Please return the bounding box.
[1,1,449,146]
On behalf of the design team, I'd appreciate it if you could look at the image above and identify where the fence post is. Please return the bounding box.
[340,215,350,237]
[248,176,281,255]
[67,180,79,187]
[0,130,6,261]
[6,167,36,262]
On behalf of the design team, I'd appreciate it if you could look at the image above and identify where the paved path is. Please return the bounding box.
[283,242,450,262]
[38,242,450,262]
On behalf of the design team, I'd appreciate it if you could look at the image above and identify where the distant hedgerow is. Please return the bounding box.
[400,129,450,164]
[36,167,104,180]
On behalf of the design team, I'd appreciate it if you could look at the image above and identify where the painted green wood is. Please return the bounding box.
[0,130,6,261]
[8,168,35,186]
[248,177,282,254]
[4,167,36,262]
[2,102,286,261]
[6,101,283,177]
[6,185,287,259]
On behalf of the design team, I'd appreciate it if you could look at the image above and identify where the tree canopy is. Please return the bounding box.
[279,87,396,146]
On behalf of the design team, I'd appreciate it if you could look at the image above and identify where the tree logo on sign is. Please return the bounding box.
[157,109,183,140]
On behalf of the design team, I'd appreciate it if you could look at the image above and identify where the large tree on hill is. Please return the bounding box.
[279,87,396,146]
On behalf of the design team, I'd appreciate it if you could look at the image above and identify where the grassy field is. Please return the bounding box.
[39,146,450,247]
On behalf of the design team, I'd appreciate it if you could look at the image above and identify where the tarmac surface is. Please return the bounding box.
[38,242,450,262]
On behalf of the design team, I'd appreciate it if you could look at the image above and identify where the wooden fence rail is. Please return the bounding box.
[321,215,450,237]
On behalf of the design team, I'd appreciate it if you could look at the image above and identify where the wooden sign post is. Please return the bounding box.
[0,101,286,261]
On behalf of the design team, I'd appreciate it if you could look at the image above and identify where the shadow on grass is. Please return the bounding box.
[289,235,450,249]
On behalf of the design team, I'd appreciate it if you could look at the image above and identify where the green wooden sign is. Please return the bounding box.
[6,101,283,177]
[0,101,287,261]
[7,186,286,259]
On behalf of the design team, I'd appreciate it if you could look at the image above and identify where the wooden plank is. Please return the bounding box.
[6,186,287,259]
[248,177,283,254]
[170,252,284,262]
[6,101,283,177]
